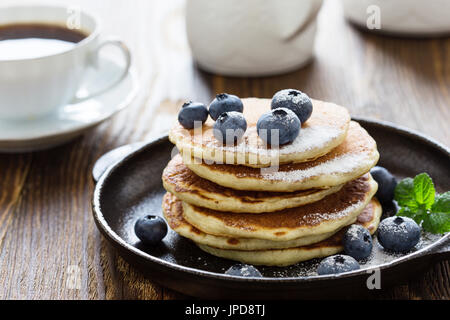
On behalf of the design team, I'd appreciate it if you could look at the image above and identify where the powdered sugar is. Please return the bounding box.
[253,232,444,278]
[263,152,373,182]
[345,225,366,241]
[272,89,310,106]
[277,126,342,155]
[305,201,363,225]
[213,126,342,156]
[317,254,360,273]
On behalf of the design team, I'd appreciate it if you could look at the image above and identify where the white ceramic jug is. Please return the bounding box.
[342,0,450,36]
[186,0,323,76]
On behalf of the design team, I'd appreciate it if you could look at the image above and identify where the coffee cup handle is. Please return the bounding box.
[71,38,131,104]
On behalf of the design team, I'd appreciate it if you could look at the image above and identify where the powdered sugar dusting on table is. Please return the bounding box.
[256,232,443,278]
[263,152,373,182]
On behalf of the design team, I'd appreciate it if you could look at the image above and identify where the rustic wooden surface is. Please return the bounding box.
[0,0,449,299]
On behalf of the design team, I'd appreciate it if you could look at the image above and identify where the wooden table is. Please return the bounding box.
[0,0,449,299]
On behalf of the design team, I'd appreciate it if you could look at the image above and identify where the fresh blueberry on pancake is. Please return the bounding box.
[343,225,373,260]
[213,111,247,144]
[134,215,168,246]
[271,89,313,123]
[257,108,300,145]
[377,216,421,253]
[169,97,351,167]
[370,166,397,204]
[225,264,262,277]
[317,254,360,275]
[178,101,209,129]
[209,93,244,120]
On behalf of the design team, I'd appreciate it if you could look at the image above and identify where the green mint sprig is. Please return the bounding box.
[394,173,450,234]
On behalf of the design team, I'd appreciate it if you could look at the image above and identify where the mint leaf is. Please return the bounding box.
[397,206,416,218]
[422,212,450,234]
[424,191,450,234]
[398,206,427,225]
[431,191,450,213]
[413,173,435,209]
[395,174,449,235]
[394,177,417,210]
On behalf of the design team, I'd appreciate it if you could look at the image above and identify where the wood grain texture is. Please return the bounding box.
[0,0,448,299]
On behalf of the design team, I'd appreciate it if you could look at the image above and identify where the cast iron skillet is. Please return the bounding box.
[92,118,450,299]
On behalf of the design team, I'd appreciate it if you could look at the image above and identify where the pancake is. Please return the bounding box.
[163,192,340,250]
[181,174,378,241]
[162,154,344,213]
[197,198,382,266]
[184,121,379,192]
[169,98,350,168]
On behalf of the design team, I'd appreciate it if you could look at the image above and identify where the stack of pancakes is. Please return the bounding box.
[162,98,381,266]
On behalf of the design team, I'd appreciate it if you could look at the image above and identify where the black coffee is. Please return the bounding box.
[0,23,88,60]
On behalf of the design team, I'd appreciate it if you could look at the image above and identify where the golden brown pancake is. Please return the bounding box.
[181,174,378,241]
[197,198,382,266]
[184,121,379,192]
[169,98,350,168]
[163,192,341,250]
[162,154,343,213]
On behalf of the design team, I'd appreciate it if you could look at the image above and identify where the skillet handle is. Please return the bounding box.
[92,142,146,182]
[431,238,450,262]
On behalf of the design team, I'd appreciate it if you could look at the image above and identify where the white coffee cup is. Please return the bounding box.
[0,5,131,120]
[186,0,323,77]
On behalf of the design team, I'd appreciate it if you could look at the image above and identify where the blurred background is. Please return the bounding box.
[0,0,449,299]
[4,0,448,143]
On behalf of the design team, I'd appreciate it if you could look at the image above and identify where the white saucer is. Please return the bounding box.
[0,56,138,153]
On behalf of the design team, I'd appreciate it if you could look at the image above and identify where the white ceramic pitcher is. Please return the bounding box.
[186,0,323,76]
[342,0,450,36]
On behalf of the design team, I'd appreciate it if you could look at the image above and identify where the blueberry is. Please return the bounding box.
[343,225,373,260]
[178,101,209,129]
[257,108,300,145]
[370,166,397,204]
[271,89,313,123]
[209,93,244,120]
[134,215,168,246]
[225,264,262,277]
[377,216,421,253]
[213,111,247,144]
[317,254,360,275]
